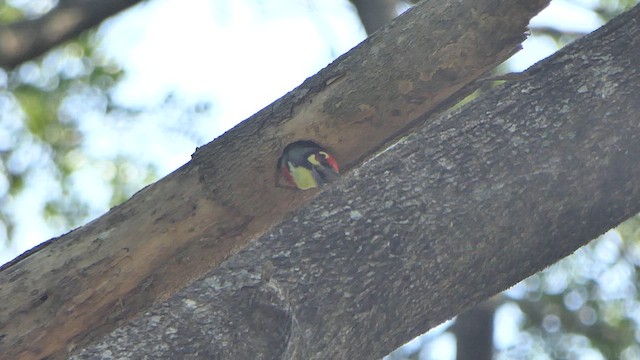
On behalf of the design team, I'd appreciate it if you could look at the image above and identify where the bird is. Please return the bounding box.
[277,140,340,190]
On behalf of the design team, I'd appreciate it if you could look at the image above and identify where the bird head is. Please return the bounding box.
[277,140,340,190]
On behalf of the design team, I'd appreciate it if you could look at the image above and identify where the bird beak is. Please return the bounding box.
[312,165,340,186]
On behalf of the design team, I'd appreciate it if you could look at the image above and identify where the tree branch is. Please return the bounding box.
[0,0,549,359]
[73,4,640,358]
[0,0,143,69]
[349,0,398,35]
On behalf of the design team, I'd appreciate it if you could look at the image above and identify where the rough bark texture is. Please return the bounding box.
[0,0,143,69]
[72,5,640,359]
[0,1,549,359]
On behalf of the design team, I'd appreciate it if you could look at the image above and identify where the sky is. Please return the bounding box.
[0,0,621,357]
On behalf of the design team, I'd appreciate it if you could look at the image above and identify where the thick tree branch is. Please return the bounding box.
[0,1,549,359]
[0,0,143,69]
[73,4,640,358]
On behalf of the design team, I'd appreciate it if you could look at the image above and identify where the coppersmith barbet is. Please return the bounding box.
[277,140,340,190]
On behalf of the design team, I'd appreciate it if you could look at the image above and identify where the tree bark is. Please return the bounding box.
[0,0,143,69]
[69,4,640,359]
[0,0,556,359]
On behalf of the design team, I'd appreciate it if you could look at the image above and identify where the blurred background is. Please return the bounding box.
[0,0,639,358]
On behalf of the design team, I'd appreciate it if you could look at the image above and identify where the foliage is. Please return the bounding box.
[498,217,640,360]
[0,2,210,247]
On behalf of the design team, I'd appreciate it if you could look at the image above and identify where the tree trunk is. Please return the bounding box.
[350,0,398,35]
[452,299,497,360]
[68,4,640,359]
